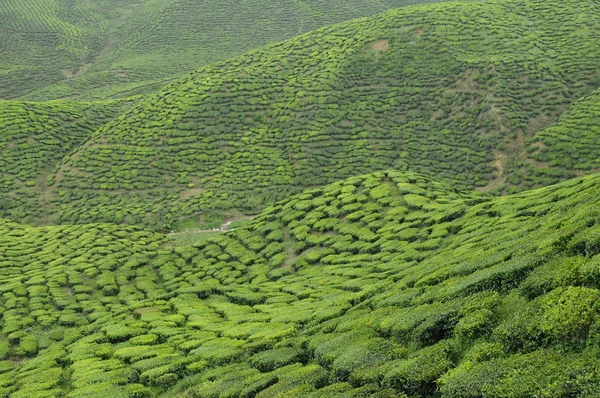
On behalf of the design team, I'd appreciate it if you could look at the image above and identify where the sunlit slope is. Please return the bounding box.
[49,0,600,228]
[0,100,125,223]
[3,170,600,396]
[4,0,458,101]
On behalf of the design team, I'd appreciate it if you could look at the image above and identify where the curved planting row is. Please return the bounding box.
[1,170,600,396]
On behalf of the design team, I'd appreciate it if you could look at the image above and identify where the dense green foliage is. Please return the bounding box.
[2,170,600,396]
[1,0,455,100]
[3,0,600,396]
[34,0,600,228]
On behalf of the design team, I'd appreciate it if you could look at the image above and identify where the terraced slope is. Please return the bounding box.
[0,100,126,223]
[1,0,455,100]
[0,0,140,99]
[2,170,600,397]
[509,87,600,190]
[45,0,600,228]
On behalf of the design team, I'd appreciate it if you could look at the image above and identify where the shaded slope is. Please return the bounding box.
[3,0,459,101]
[0,0,140,99]
[0,100,126,223]
[506,86,600,191]
[47,0,600,228]
[2,170,600,396]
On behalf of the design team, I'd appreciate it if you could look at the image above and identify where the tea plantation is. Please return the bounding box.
[3,0,600,229]
[514,86,600,189]
[3,0,600,395]
[0,99,129,224]
[38,0,600,229]
[2,170,600,397]
[1,0,460,100]
[0,0,139,99]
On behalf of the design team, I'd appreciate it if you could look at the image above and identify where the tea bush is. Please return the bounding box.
[2,170,600,395]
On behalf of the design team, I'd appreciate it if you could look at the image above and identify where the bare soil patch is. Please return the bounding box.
[62,63,92,79]
[179,187,207,198]
[371,40,389,52]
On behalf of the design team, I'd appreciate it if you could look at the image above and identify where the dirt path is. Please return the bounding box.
[168,215,256,235]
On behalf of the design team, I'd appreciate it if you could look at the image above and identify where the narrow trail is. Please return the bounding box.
[167,215,256,236]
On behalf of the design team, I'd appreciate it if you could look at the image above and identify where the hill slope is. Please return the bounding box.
[2,170,600,396]
[0,0,139,99]
[510,86,600,190]
[0,99,125,223]
[41,0,600,228]
[1,0,460,100]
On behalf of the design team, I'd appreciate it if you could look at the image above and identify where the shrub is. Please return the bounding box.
[439,350,600,398]
[250,347,303,372]
[382,341,454,396]
[495,286,600,351]
[519,255,584,299]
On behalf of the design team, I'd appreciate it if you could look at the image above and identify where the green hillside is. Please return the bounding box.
[511,86,600,189]
[0,99,126,223]
[1,0,457,100]
[2,170,600,397]
[0,0,139,99]
[4,0,600,396]
[40,0,600,229]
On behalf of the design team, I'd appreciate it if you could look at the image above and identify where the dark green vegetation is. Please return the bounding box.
[23,0,597,229]
[1,0,456,100]
[3,170,600,397]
